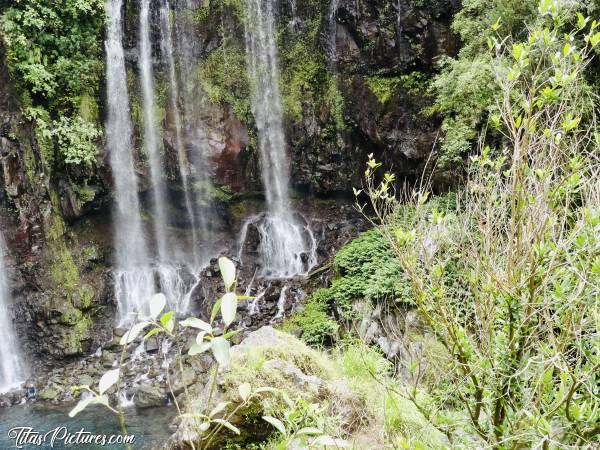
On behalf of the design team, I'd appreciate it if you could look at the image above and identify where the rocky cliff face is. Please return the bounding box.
[0,0,458,375]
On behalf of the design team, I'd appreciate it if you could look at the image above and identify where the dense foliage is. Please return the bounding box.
[365,2,600,446]
[1,0,104,168]
[429,0,600,171]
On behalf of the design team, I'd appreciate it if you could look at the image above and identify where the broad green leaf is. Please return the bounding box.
[220,293,237,327]
[212,419,240,435]
[160,311,175,333]
[68,395,94,418]
[180,317,212,333]
[210,298,222,323]
[209,401,230,417]
[98,368,120,395]
[150,293,167,319]
[196,331,207,345]
[211,336,231,366]
[68,395,110,418]
[188,341,211,356]
[262,416,286,435]
[120,321,150,345]
[144,327,161,340]
[311,435,351,447]
[218,257,236,291]
[238,383,251,401]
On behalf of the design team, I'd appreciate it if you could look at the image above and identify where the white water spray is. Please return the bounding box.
[105,0,155,325]
[0,233,26,392]
[244,0,316,277]
[159,0,201,266]
[140,0,169,262]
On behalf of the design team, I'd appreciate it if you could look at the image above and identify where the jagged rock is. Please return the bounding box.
[134,383,167,408]
[163,326,369,449]
[145,337,159,353]
[171,367,197,396]
[39,386,59,401]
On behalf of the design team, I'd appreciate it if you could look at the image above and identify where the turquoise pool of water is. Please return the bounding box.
[0,403,175,449]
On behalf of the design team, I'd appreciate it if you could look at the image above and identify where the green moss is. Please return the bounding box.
[332,340,446,448]
[365,75,402,104]
[47,194,80,292]
[222,329,335,414]
[78,93,99,123]
[199,46,252,123]
[62,313,92,354]
[280,288,339,346]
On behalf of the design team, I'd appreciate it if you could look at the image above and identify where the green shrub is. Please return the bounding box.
[199,46,252,123]
[51,116,100,167]
[365,3,600,445]
[430,0,538,169]
[1,0,105,112]
[281,288,339,346]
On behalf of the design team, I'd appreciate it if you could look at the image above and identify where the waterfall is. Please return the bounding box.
[105,0,155,324]
[395,0,403,53]
[173,0,211,243]
[0,233,26,392]
[159,0,200,266]
[325,0,339,66]
[244,0,316,277]
[140,0,169,262]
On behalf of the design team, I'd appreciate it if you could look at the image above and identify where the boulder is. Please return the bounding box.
[163,326,368,449]
[134,383,167,408]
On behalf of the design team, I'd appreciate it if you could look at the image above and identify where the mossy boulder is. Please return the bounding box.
[164,326,370,449]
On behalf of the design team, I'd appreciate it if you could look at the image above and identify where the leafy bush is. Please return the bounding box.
[1,0,104,112]
[281,288,339,346]
[365,3,600,446]
[51,116,100,167]
[199,46,252,123]
[429,0,538,169]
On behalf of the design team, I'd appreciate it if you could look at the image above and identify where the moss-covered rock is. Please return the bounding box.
[165,326,370,449]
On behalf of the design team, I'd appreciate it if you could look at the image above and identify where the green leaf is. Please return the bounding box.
[98,368,119,395]
[144,327,161,340]
[120,321,150,345]
[238,383,251,401]
[222,329,241,340]
[150,293,167,319]
[180,317,212,333]
[210,296,222,322]
[68,394,110,418]
[310,435,351,447]
[188,341,211,356]
[212,419,240,435]
[262,416,286,435]
[160,311,175,333]
[68,395,94,418]
[209,401,230,417]
[211,336,231,366]
[218,257,236,291]
[220,292,238,327]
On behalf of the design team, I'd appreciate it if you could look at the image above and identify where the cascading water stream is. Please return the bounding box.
[105,0,155,325]
[325,0,340,67]
[0,232,26,392]
[160,0,200,267]
[243,0,316,277]
[139,0,201,312]
[173,0,212,244]
[140,0,169,263]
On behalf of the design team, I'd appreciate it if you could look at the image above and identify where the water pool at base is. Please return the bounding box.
[0,403,175,449]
